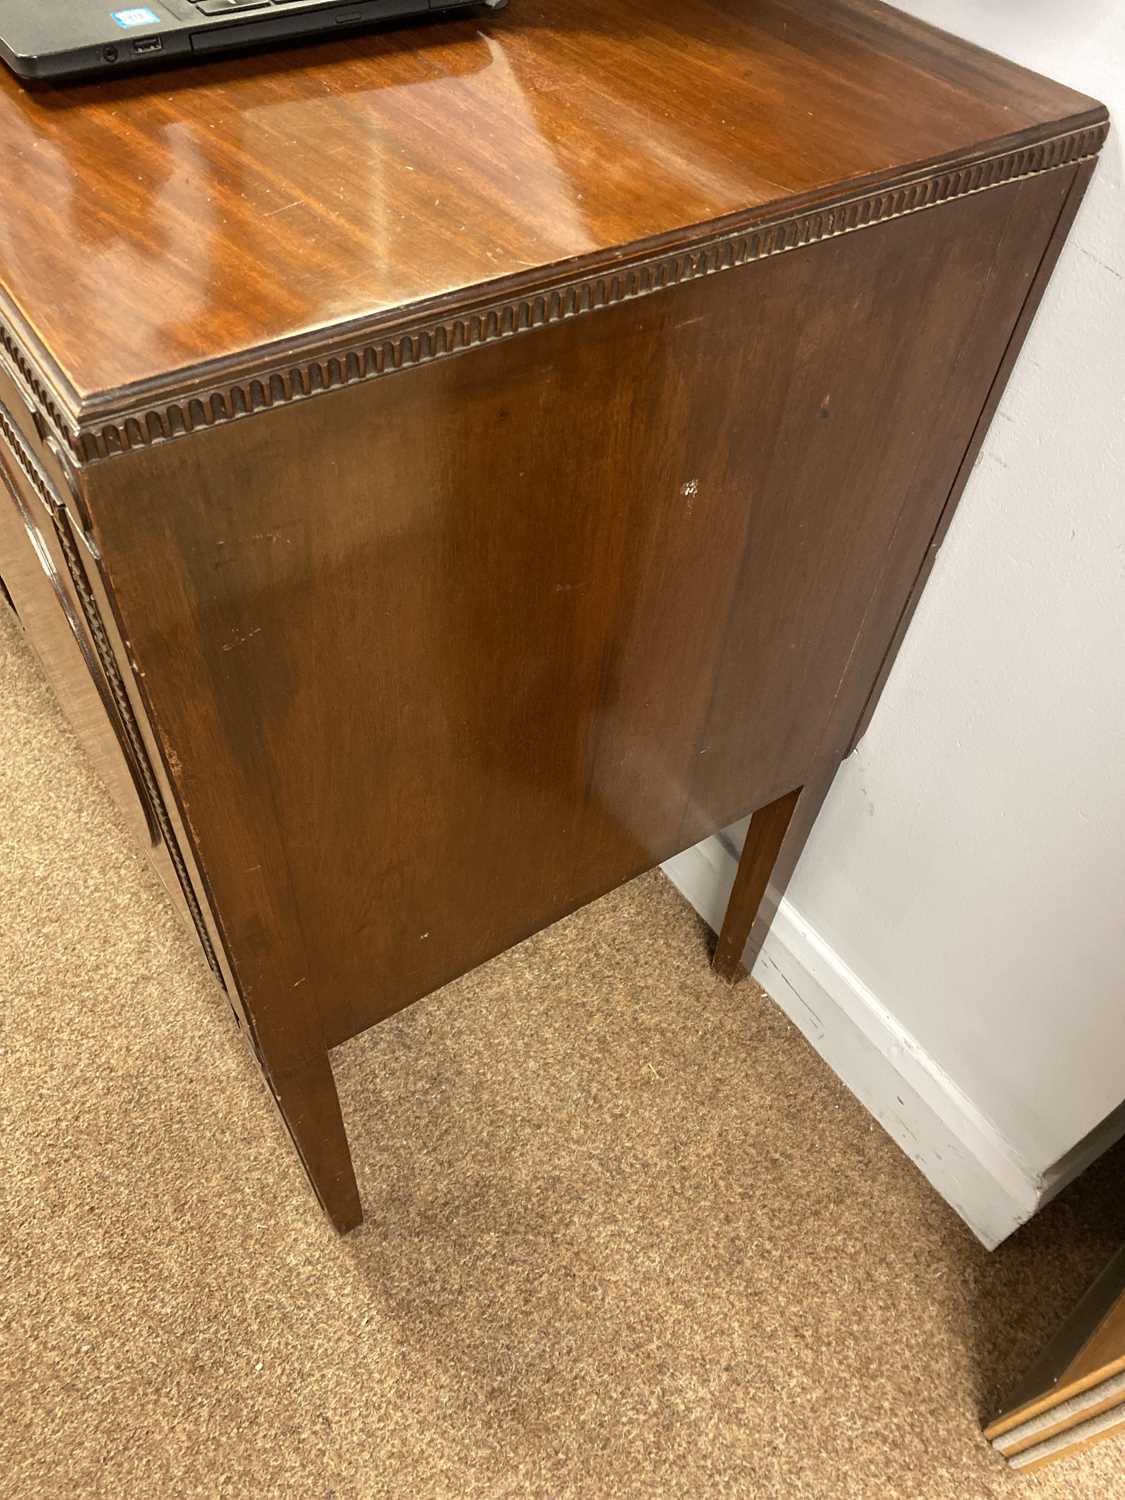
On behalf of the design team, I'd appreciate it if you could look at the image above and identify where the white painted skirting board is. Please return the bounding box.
[661,836,1045,1249]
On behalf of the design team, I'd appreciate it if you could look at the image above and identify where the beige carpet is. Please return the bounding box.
[1,599,1123,1500]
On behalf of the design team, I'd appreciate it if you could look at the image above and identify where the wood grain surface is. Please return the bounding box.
[0,0,1107,1225]
[0,0,1104,406]
[81,167,1075,1064]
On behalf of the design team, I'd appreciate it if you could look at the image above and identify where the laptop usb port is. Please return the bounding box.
[131,36,164,54]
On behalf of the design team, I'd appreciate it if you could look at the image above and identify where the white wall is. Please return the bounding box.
[667,2,1125,1246]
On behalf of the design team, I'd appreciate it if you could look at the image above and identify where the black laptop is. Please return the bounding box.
[0,0,505,80]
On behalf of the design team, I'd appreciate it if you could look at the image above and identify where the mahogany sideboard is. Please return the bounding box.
[0,0,1107,1230]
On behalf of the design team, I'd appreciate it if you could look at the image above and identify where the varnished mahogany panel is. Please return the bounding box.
[0,0,1106,1227]
[0,0,1103,407]
[81,168,1073,1064]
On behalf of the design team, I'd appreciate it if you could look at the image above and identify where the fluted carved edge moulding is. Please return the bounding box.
[0,120,1108,467]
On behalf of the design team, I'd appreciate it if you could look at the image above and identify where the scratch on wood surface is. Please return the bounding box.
[222,626,262,652]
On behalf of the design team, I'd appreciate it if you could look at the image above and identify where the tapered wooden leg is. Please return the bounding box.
[740,761,842,972]
[712,785,803,982]
[260,1049,363,1233]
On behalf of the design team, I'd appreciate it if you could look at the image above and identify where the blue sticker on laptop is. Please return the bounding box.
[112,8,159,26]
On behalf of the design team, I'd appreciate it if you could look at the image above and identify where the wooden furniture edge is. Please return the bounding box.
[1,89,1106,1232]
[0,112,1107,467]
[848,151,1100,752]
[3,107,1105,1053]
[984,1246,1125,1439]
[0,395,234,1002]
[992,1373,1125,1459]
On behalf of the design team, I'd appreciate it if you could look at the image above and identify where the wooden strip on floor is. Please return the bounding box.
[992,1369,1125,1456]
[1006,1403,1125,1473]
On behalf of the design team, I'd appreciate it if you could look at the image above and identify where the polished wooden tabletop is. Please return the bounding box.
[0,0,1101,403]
